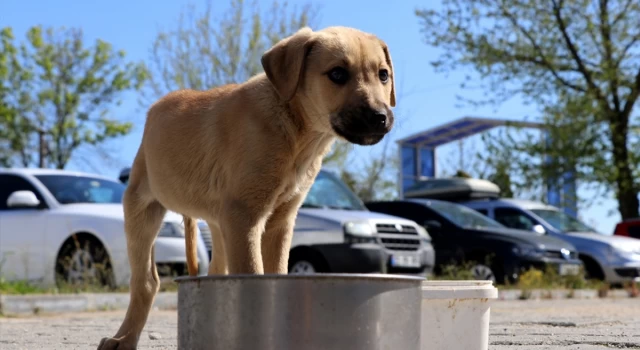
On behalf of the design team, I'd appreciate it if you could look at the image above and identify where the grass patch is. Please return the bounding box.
[0,276,178,295]
[516,265,606,291]
[430,262,611,292]
[0,278,50,295]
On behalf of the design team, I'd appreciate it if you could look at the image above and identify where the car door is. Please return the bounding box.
[0,174,49,282]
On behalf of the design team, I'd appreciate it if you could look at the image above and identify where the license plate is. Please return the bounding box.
[390,253,421,268]
[559,264,580,276]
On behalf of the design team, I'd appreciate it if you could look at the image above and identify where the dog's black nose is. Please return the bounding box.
[366,109,388,130]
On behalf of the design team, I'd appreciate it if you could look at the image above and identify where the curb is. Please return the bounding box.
[497,288,633,300]
[1,289,636,316]
[0,292,177,316]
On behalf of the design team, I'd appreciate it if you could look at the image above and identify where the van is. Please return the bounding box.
[119,167,435,277]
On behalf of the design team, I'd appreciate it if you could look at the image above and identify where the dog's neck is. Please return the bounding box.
[287,98,335,165]
[252,74,336,166]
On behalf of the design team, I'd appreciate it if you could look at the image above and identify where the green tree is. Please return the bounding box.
[417,0,640,219]
[0,26,147,169]
[143,0,319,104]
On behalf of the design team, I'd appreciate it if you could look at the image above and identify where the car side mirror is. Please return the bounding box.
[7,191,41,209]
[533,224,546,234]
[423,220,442,231]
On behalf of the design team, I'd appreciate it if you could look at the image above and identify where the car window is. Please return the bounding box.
[0,174,46,210]
[530,208,599,234]
[494,207,537,231]
[424,200,505,229]
[35,175,125,204]
[473,208,489,216]
[301,171,366,211]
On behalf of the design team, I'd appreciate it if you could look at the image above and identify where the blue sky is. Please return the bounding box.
[4,0,621,233]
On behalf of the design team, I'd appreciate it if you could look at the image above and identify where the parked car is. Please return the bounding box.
[613,218,640,240]
[0,168,210,288]
[365,198,582,284]
[119,167,436,277]
[405,177,640,284]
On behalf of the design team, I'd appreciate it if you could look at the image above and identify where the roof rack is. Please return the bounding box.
[403,177,501,201]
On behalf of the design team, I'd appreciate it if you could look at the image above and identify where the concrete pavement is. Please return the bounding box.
[0,299,638,349]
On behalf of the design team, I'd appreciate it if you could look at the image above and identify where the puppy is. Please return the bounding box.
[98,26,395,350]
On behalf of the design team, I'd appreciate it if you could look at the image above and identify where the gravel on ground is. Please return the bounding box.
[0,298,638,349]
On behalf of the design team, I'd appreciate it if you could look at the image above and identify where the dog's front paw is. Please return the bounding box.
[98,337,137,350]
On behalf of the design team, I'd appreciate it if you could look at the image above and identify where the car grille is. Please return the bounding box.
[198,222,214,254]
[375,223,421,251]
[544,250,578,260]
[614,268,640,278]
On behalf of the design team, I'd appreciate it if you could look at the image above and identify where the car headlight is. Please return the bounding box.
[416,225,432,242]
[158,222,184,238]
[610,243,640,260]
[343,221,376,244]
[344,221,374,237]
[512,245,546,259]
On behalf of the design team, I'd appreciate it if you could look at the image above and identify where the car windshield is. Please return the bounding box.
[301,171,366,211]
[530,209,600,234]
[35,175,125,204]
[426,200,505,229]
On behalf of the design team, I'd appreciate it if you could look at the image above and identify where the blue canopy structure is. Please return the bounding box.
[396,116,577,217]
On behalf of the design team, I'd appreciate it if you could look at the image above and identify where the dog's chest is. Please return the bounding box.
[276,136,333,205]
[277,161,315,204]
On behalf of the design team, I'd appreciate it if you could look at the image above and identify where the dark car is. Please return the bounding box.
[365,198,583,283]
[613,218,640,240]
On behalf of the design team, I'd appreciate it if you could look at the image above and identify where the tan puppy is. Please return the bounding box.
[98,26,395,350]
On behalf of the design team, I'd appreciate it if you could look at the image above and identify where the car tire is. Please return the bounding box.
[470,263,497,282]
[580,255,605,281]
[55,234,115,289]
[288,248,328,275]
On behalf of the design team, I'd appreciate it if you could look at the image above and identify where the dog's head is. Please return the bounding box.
[261,26,395,146]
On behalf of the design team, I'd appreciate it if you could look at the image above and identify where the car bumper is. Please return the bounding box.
[385,243,435,278]
[603,262,640,283]
[312,243,387,273]
[506,257,584,280]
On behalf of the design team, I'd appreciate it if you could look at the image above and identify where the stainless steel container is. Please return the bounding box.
[176,273,423,350]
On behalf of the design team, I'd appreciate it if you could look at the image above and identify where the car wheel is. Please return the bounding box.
[289,260,317,274]
[288,248,328,275]
[580,256,605,280]
[55,234,115,289]
[471,264,496,282]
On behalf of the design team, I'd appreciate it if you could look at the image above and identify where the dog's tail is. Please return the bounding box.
[184,216,199,276]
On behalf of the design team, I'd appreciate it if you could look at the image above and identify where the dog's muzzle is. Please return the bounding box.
[330,106,394,146]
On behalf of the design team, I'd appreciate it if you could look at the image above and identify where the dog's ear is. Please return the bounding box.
[261,27,315,102]
[378,39,396,107]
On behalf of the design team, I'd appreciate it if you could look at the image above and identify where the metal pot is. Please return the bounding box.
[176,273,423,350]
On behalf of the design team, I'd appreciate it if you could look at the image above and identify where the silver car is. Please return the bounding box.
[463,198,640,284]
[120,167,436,277]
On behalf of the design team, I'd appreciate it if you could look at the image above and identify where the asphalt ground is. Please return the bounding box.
[0,298,638,349]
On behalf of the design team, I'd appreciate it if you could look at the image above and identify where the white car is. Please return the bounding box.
[0,168,209,288]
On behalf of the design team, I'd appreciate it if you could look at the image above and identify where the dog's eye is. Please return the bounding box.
[328,67,349,85]
[379,69,389,83]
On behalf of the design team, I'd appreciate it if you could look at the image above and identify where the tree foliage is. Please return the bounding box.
[325,137,399,202]
[0,25,147,169]
[417,0,640,218]
[144,0,319,103]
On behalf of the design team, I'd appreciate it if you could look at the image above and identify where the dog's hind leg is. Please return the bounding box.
[98,173,167,350]
[207,221,228,275]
